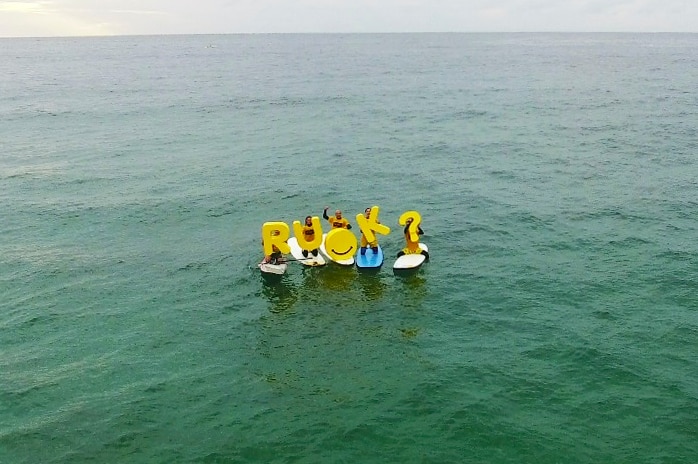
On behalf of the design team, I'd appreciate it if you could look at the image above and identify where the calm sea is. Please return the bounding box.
[1,33,697,463]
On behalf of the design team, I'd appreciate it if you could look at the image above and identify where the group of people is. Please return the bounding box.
[261,206,429,264]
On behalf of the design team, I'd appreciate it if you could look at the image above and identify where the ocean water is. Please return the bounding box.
[1,33,697,463]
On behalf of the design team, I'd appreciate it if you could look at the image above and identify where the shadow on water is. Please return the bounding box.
[260,274,298,313]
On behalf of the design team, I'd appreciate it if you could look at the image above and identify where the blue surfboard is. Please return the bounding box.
[355,246,384,269]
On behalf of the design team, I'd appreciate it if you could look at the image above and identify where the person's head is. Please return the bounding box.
[305,216,312,226]
[406,218,413,225]
[364,207,371,218]
[335,210,342,219]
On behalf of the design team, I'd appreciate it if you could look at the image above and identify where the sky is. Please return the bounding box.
[0,0,696,37]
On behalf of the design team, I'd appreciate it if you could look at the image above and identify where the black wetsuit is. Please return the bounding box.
[269,250,283,264]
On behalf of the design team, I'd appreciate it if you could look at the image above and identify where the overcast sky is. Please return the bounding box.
[1,0,696,37]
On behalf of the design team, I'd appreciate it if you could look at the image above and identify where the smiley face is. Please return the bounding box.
[325,228,357,261]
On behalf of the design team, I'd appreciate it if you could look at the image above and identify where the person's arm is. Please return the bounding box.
[403,223,410,234]
[323,207,330,220]
[346,222,352,230]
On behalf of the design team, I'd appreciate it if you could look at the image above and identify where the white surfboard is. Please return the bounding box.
[288,237,326,267]
[393,243,429,271]
[258,262,287,275]
[319,233,355,266]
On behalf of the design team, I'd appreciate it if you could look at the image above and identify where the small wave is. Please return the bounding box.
[607,236,653,247]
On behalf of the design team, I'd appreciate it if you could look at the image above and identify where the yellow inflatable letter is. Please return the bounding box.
[261,222,291,255]
[355,205,391,244]
[325,228,357,261]
[398,211,422,243]
[292,216,323,251]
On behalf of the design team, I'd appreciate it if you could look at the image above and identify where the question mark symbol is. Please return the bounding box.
[398,211,421,243]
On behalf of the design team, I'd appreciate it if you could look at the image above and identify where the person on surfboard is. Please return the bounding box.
[323,206,352,230]
[397,218,429,259]
[261,230,286,265]
[359,207,380,256]
[301,215,320,258]
[261,247,285,265]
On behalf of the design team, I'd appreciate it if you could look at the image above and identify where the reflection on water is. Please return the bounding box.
[314,264,355,292]
[357,272,386,301]
[394,269,426,285]
[295,266,325,304]
[395,270,428,307]
[260,274,298,313]
[258,262,432,313]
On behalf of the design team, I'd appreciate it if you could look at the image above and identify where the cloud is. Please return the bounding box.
[0,1,176,36]
[1,0,696,36]
[109,9,167,15]
[0,1,117,36]
[0,1,50,13]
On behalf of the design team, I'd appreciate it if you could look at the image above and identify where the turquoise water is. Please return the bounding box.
[1,33,697,463]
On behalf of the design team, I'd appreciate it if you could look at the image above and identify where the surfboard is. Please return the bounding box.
[258,262,287,275]
[288,237,326,267]
[393,243,429,271]
[355,245,384,269]
[319,233,354,266]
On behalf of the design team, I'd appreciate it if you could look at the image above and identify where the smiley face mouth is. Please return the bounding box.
[331,246,354,256]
